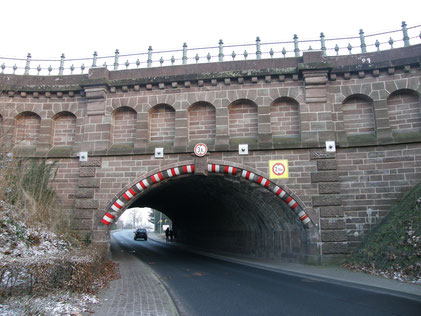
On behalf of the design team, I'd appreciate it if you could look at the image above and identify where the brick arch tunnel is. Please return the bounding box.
[101,162,320,261]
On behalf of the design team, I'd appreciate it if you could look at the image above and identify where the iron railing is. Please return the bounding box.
[0,21,420,76]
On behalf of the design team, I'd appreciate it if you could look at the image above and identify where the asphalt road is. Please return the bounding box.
[113,230,421,316]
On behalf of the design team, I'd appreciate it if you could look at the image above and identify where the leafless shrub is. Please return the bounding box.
[0,140,119,300]
[0,248,118,297]
[0,141,75,237]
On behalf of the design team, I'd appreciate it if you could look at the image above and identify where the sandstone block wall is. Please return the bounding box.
[0,46,420,259]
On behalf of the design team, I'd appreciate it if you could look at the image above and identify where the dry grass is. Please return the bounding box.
[0,140,120,300]
[1,249,119,297]
[0,143,73,237]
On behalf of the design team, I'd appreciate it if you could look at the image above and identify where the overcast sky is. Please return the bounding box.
[1,0,420,60]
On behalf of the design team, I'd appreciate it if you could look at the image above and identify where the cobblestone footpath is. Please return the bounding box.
[86,239,179,316]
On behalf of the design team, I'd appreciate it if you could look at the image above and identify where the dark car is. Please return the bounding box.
[134,228,148,241]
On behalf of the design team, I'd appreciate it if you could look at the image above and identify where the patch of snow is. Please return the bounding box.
[0,200,70,261]
[0,292,99,315]
[0,200,102,314]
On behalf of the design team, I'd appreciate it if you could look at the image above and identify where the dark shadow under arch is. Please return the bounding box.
[99,161,317,260]
[101,163,311,228]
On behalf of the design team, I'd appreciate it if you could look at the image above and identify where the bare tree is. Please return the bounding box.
[126,208,143,228]
[116,220,124,230]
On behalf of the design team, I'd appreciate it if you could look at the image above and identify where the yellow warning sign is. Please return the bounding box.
[269,160,289,179]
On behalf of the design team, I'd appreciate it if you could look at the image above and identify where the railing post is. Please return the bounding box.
[24,53,31,75]
[218,39,224,62]
[92,51,98,67]
[388,37,394,49]
[293,34,300,57]
[359,29,367,53]
[402,21,410,47]
[59,54,65,75]
[256,37,261,59]
[147,46,153,67]
[320,33,326,56]
[114,49,119,70]
[182,43,188,64]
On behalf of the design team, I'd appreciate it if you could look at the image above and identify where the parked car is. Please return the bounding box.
[134,228,148,241]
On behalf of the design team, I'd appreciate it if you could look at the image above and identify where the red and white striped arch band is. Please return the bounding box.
[101,165,195,225]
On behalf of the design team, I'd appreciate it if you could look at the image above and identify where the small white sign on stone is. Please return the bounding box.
[239,144,248,155]
[79,152,88,162]
[325,141,336,152]
[155,148,164,158]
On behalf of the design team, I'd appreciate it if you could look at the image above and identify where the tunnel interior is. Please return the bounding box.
[128,173,315,260]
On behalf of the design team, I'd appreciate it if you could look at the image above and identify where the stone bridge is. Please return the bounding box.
[1,45,420,263]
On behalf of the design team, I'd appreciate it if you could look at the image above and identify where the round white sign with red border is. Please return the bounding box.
[272,162,286,176]
[269,160,289,179]
[194,143,208,157]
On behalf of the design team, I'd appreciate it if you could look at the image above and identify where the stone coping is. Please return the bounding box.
[0,45,419,94]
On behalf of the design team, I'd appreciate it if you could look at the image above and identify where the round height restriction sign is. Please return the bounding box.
[269,160,289,179]
[272,162,286,176]
[194,143,208,157]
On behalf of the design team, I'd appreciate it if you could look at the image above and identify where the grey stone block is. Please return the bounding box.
[75,199,99,209]
[313,195,342,206]
[311,171,339,183]
[310,150,336,160]
[322,242,349,254]
[80,158,102,167]
[320,218,345,229]
[78,178,100,188]
[321,230,347,242]
[80,167,96,177]
[73,209,94,219]
[317,160,337,171]
[75,188,95,198]
[319,183,341,194]
[372,82,385,90]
